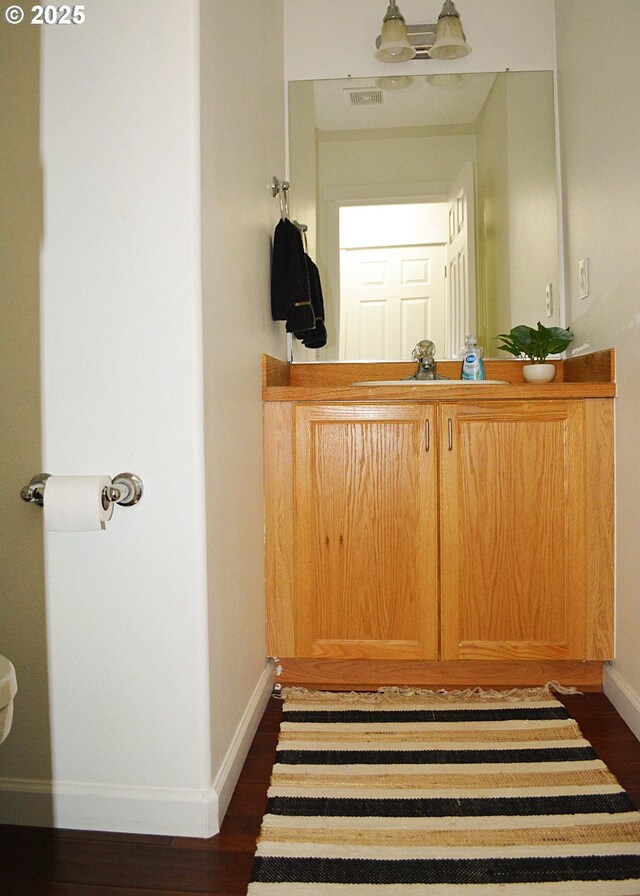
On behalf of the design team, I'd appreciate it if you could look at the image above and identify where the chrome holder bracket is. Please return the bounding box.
[20,472,144,509]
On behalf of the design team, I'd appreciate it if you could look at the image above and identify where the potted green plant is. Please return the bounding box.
[494,322,573,382]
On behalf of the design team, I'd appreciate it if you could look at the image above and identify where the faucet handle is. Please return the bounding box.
[411,340,436,362]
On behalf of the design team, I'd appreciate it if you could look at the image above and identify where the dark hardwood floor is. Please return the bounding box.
[0,690,638,895]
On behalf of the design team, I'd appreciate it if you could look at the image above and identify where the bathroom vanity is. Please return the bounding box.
[262,351,615,691]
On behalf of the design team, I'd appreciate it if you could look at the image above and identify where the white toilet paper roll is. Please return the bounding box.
[44,475,115,531]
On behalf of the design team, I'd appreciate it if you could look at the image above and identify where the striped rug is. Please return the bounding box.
[248,685,640,895]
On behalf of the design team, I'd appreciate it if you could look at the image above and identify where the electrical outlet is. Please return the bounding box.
[545,283,553,317]
[579,257,589,299]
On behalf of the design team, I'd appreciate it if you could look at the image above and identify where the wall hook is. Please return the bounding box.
[271,176,290,218]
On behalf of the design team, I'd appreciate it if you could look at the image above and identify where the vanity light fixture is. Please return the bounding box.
[375,0,471,63]
[430,0,472,59]
[375,1,416,63]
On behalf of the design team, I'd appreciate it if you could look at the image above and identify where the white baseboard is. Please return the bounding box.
[211,658,275,832]
[603,662,640,742]
[0,775,220,837]
[0,659,275,838]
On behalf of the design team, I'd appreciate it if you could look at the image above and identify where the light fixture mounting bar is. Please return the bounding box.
[376,23,438,59]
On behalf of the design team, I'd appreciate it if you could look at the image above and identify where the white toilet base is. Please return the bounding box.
[0,701,14,743]
[0,656,17,743]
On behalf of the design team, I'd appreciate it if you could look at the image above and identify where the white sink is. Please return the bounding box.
[0,655,17,743]
[352,379,509,386]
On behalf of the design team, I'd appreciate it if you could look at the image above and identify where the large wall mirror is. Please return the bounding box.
[288,70,561,361]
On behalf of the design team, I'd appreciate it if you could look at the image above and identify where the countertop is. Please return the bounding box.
[262,350,616,402]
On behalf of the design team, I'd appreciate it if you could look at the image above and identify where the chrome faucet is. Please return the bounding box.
[406,340,449,380]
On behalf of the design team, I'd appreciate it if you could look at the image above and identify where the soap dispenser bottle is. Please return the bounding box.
[461,334,486,380]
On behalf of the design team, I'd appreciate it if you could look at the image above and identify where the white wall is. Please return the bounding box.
[340,204,448,249]
[200,0,285,818]
[1,0,211,834]
[284,0,556,81]
[476,74,511,343]
[503,72,559,328]
[555,0,640,737]
[476,71,559,341]
[1,7,50,795]
[0,0,286,836]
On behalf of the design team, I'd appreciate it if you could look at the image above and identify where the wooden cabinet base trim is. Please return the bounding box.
[310,639,431,660]
[456,642,577,661]
[274,659,604,692]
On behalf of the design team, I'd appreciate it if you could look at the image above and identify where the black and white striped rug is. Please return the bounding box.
[248,685,640,895]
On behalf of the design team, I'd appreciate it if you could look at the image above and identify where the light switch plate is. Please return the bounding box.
[579,257,589,299]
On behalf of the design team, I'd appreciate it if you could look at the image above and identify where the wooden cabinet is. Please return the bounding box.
[439,400,587,661]
[293,404,437,660]
[264,393,614,687]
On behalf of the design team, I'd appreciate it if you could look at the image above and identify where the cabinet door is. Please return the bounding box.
[293,404,437,659]
[439,401,587,660]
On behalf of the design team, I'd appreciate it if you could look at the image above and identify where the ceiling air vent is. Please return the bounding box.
[346,88,384,107]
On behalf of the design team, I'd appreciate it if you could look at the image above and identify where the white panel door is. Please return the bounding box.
[340,245,446,360]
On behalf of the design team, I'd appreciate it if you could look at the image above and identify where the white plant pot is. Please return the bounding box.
[522,363,556,383]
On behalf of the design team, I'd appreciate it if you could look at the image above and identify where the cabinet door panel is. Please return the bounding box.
[293,404,437,659]
[439,401,587,660]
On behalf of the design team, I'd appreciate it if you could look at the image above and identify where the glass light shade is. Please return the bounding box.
[429,13,471,59]
[425,73,465,89]
[376,75,414,90]
[376,17,417,63]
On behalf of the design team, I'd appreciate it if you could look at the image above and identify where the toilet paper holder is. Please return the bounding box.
[20,472,144,509]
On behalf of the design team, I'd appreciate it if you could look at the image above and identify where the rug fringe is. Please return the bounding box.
[279,681,581,703]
